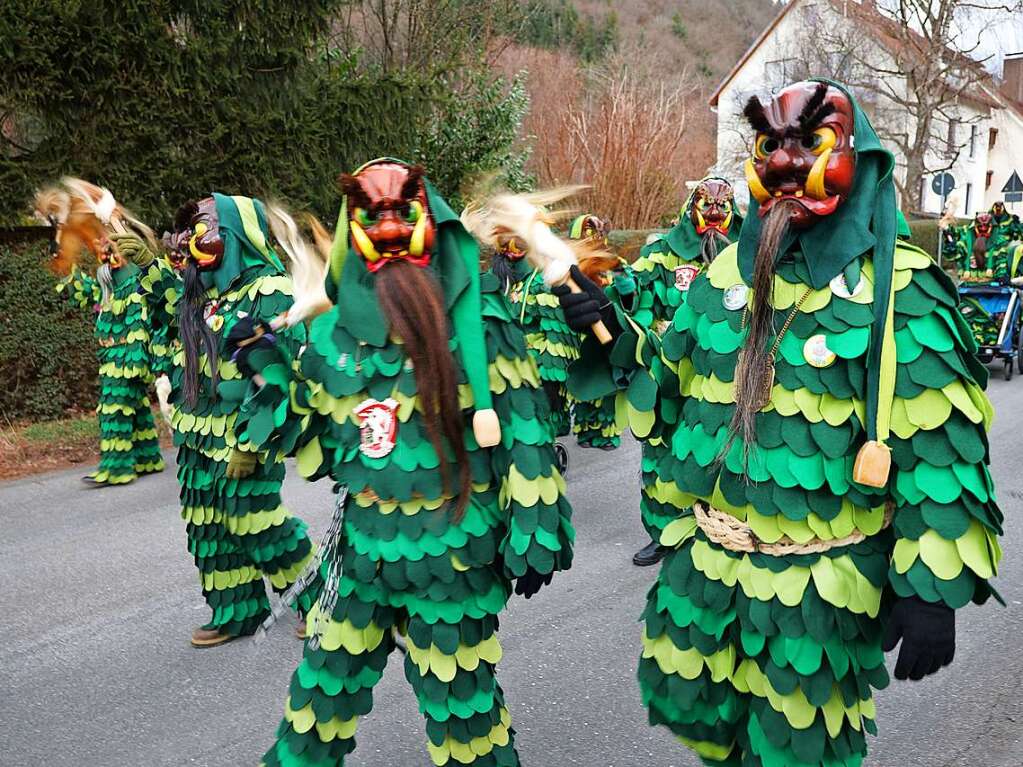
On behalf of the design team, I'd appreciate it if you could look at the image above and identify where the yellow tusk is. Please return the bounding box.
[695,208,707,229]
[350,220,381,262]
[795,190,804,198]
[409,203,427,257]
[805,148,832,200]
[744,159,771,204]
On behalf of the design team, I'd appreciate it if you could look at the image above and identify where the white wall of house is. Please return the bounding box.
[916,100,992,218]
[712,0,1016,219]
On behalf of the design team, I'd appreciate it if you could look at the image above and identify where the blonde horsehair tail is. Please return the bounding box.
[265,204,333,327]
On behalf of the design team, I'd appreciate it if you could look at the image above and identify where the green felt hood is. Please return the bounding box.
[202,193,285,293]
[324,159,492,412]
[664,176,744,258]
[897,210,912,239]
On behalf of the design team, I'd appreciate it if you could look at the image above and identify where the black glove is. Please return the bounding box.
[226,317,275,376]
[551,265,620,340]
[882,595,956,681]
[514,567,553,600]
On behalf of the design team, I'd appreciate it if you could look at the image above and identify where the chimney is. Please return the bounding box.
[1004,52,1023,104]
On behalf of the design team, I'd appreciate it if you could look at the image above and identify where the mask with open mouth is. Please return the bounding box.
[743,81,856,229]
[974,212,994,239]
[690,179,735,236]
[167,197,225,271]
[339,161,436,272]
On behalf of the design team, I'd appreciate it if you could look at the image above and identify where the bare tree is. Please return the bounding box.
[783,0,1021,210]
[331,0,520,73]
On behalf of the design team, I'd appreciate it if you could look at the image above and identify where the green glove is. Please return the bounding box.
[226,448,258,479]
[109,232,155,268]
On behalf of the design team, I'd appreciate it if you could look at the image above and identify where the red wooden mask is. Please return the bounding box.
[743,81,856,230]
[689,179,735,236]
[340,161,436,272]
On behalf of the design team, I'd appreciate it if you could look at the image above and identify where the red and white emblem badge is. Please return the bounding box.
[354,398,399,458]
[674,264,700,292]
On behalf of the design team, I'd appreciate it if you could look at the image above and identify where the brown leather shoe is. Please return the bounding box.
[190,626,234,648]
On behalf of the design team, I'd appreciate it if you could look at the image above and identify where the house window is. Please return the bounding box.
[947,118,959,156]
[969,125,977,158]
[964,182,973,214]
[989,128,999,149]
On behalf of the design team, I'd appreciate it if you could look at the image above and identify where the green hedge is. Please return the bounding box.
[0,242,97,420]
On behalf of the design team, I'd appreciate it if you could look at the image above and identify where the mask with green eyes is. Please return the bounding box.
[339,161,436,272]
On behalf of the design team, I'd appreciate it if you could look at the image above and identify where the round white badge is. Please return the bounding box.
[803,334,837,368]
[830,273,864,299]
[722,284,749,311]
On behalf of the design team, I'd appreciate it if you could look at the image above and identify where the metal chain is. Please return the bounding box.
[253,485,348,646]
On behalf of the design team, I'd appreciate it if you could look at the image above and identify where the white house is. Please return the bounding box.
[708,0,1023,219]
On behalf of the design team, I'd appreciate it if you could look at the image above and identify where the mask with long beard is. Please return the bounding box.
[169,198,224,408]
[343,161,471,518]
[688,179,735,263]
[726,81,857,464]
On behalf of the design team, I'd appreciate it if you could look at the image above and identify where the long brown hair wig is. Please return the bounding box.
[375,259,471,519]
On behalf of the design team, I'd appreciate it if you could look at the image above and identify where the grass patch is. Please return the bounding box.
[21,413,99,443]
[0,408,172,482]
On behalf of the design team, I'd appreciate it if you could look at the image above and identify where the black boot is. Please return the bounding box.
[632,540,668,567]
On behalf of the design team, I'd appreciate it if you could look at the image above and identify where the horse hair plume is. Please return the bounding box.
[178,260,220,409]
[375,260,471,520]
[719,199,799,472]
[264,204,332,326]
[700,229,731,265]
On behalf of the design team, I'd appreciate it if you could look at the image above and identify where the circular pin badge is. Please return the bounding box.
[722,284,749,311]
[803,334,837,368]
[830,273,864,299]
[674,264,700,292]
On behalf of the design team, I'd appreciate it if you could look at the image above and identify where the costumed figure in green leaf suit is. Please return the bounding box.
[163,193,322,648]
[613,178,742,568]
[566,213,630,451]
[225,159,574,767]
[35,178,167,487]
[477,206,581,472]
[556,80,1002,767]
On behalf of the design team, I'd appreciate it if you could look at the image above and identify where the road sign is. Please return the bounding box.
[932,172,956,197]
[1003,170,1023,203]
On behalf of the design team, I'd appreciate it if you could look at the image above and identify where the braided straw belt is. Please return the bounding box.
[693,501,893,556]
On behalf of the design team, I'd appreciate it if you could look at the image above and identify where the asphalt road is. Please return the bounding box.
[2,373,1023,767]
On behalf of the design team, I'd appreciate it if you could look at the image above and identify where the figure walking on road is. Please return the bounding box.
[228,159,574,766]
[164,193,322,647]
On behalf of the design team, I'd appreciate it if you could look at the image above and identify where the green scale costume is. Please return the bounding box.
[236,174,574,766]
[168,194,320,638]
[569,86,1002,766]
[57,235,166,485]
[492,254,580,439]
[606,185,740,544]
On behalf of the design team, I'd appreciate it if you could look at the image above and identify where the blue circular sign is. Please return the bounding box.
[931,172,956,196]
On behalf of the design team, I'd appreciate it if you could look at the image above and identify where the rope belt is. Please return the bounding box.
[693,501,893,556]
